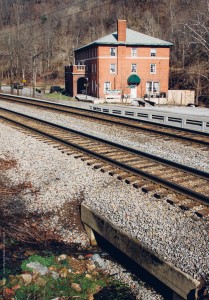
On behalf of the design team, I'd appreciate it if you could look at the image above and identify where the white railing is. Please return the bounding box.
[89,105,209,133]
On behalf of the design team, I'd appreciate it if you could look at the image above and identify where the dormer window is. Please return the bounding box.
[151,49,156,57]
[110,48,116,56]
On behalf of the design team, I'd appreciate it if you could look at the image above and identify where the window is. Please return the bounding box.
[150,64,156,73]
[153,82,159,92]
[151,49,156,57]
[110,64,116,73]
[104,81,111,93]
[146,81,159,93]
[110,48,116,56]
[131,48,137,57]
[131,64,137,73]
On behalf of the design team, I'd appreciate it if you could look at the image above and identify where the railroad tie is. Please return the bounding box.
[117,172,131,180]
[133,180,148,189]
[153,189,171,199]
[142,184,158,193]
[179,201,200,211]
[124,175,140,184]
[86,159,100,166]
[100,165,115,173]
[195,208,209,218]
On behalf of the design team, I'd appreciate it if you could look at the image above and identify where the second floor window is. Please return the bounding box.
[104,81,111,93]
[151,49,156,57]
[150,64,156,74]
[110,64,116,73]
[110,48,116,56]
[131,48,137,57]
[131,64,137,73]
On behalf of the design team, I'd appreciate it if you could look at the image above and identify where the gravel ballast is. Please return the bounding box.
[0,100,209,172]
[0,122,165,299]
[0,101,208,297]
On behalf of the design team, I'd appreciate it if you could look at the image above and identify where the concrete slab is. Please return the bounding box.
[81,203,200,300]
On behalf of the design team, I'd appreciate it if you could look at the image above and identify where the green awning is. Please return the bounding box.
[127,74,140,85]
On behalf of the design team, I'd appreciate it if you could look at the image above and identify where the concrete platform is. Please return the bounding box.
[81,203,200,300]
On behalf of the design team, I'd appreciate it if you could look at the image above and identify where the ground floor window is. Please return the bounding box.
[104,81,111,93]
[146,81,159,93]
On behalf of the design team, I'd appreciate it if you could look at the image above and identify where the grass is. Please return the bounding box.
[21,254,60,271]
[5,253,136,300]
[42,93,71,101]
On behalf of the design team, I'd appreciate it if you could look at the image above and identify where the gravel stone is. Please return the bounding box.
[0,101,208,297]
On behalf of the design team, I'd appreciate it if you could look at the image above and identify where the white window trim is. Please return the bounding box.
[110,63,116,73]
[131,64,137,73]
[104,81,111,93]
[131,48,137,57]
[150,64,156,74]
[110,47,116,56]
[151,49,156,57]
[146,81,160,93]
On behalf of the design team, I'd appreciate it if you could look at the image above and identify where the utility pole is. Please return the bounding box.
[85,77,88,100]
[32,51,43,98]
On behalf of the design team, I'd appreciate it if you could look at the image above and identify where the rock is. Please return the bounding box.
[71,283,82,292]
[59,268,68,278]
[88,294,94,300]
[86,263,96,272]
[50,271,59,279]
[26,262,48,276]
[58,254,67,261]
[48,266,57,271]
[85,274,92,279]
[0,278,6,286]
[35,277,47,286]
[92,271,99,276]
[20,274,32,285]
[11,284,21,291]
[5,287,14,297]
[91,254,106,269]
[78,255,84,260]
[85,254,93,259]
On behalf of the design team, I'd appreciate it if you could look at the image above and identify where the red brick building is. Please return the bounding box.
[65,20,172,100]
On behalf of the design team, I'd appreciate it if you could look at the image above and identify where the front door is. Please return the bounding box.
[130,85,137,99]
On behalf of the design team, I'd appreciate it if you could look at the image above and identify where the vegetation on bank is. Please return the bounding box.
[0,246,136,300]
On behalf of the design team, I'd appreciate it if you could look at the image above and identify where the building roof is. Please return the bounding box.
[75,28,173,51]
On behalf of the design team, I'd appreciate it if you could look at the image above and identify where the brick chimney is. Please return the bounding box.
[117,20,126,42]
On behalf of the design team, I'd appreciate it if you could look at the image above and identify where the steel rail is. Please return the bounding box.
[1,107,209,206]
[1,94,209,147]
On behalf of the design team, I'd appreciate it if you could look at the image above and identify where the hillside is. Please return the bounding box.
[0,0,208,99]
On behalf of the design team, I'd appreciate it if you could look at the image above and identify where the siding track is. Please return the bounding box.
[1,107,209,218]
[1,94,209,148]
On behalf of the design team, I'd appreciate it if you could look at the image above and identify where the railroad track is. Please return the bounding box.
[1,107,209,219]
[1,94,209,148]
